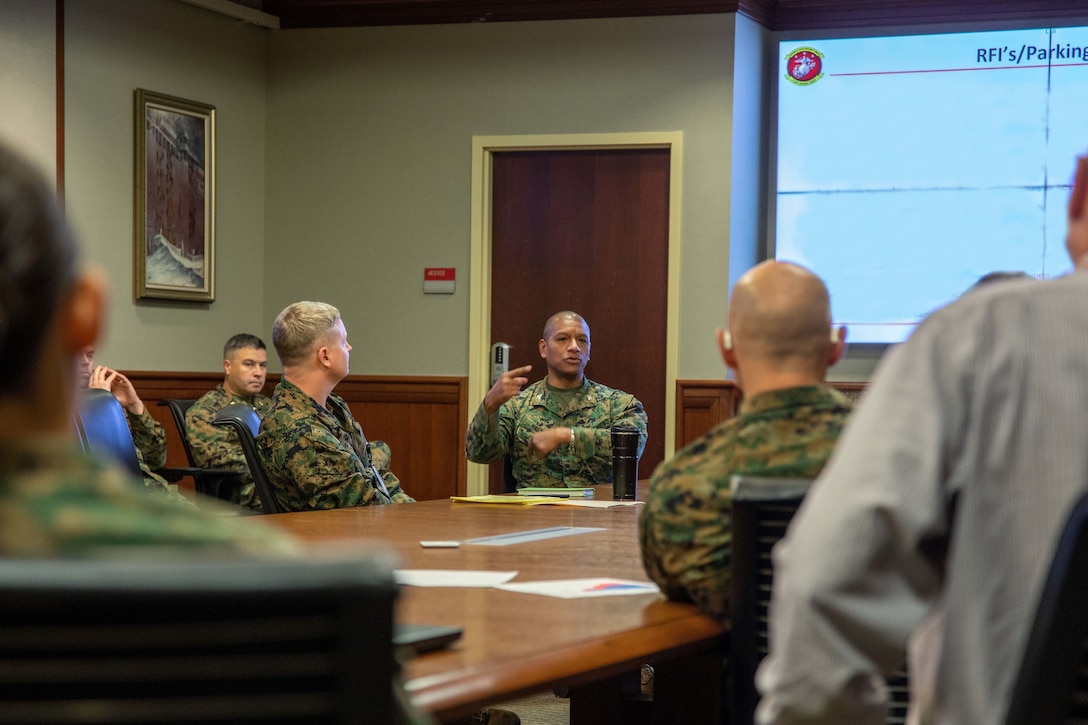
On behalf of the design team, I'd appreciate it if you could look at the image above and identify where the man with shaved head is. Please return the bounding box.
[639,261,851,622]
[466,310,647,489]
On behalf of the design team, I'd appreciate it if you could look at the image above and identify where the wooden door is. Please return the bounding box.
[489,148,669,492]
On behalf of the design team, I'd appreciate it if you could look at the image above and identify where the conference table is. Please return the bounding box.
[264,487,727,723]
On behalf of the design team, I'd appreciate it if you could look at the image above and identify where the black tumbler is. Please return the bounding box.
[611,426,640,500]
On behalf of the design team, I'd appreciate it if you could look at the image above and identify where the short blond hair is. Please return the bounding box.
[271,301,340,367]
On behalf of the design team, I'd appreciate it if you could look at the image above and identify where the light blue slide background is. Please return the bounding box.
[776,26,1088,343]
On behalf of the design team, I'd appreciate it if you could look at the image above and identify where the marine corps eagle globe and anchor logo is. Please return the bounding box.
[785,47,824,85]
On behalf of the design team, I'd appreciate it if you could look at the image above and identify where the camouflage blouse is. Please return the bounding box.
[465,377,648,488]
[257,379,414,511]
[638,385,851,623]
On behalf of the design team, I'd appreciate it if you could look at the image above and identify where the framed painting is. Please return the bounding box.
[133,89,215,302]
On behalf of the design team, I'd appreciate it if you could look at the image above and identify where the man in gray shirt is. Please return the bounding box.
[756,156,1088,724]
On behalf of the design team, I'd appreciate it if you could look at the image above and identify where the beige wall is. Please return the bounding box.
[59,1,747,379]
[264,14,739,378]
[64,0,268,372]
[56,0,878,380]
[0,0,56,180]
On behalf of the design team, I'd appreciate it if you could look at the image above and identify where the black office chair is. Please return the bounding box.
[158,398,246,500]
[728,475,813,725]
[74,388,143,477]
[728,474,911,725]
[212,403,285,514]
[885,665,911,724]
[158,398,199,463]
[0,553,400,724]
[1004,491,1088,724]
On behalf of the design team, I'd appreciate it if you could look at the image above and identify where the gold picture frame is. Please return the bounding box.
[133,89,215,302]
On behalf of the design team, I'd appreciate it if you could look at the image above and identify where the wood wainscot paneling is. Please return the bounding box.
[124,372,468,502]
[331,376,468,502]
[675,379,868,451]
[675,380,743,452]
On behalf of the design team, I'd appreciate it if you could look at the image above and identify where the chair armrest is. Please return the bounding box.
[196,468,247,477]
[154,466,203,483]
[154,466,245,482]
[155,467,249,502]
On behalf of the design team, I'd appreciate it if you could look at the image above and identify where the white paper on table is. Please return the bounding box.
[496,578,661,599]
[552,499,644,508]
[394,570,518,588]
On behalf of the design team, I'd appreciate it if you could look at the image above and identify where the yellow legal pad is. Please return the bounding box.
[450,495,565,505]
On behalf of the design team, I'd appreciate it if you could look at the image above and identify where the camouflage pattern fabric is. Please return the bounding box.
[638,385,851,623]
[128,408,166,469]
[0,439,297,557]
[185,384,273,510]
[126,408,194,508]
[6,438,433,724]
[369,440,392,473]
[257,379,415,511]
[465,377,648,488]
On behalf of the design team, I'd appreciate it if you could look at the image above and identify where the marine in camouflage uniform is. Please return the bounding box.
[465,377,648,488]
[639,385,850,623]
[185,383,273,509]
[467,310,648,490]
[257,379,414,511]
[640,258,851,624]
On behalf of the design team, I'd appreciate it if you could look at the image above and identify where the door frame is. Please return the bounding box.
[468,132,684,495]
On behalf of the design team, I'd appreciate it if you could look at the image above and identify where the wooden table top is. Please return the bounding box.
[264,491,725,719]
